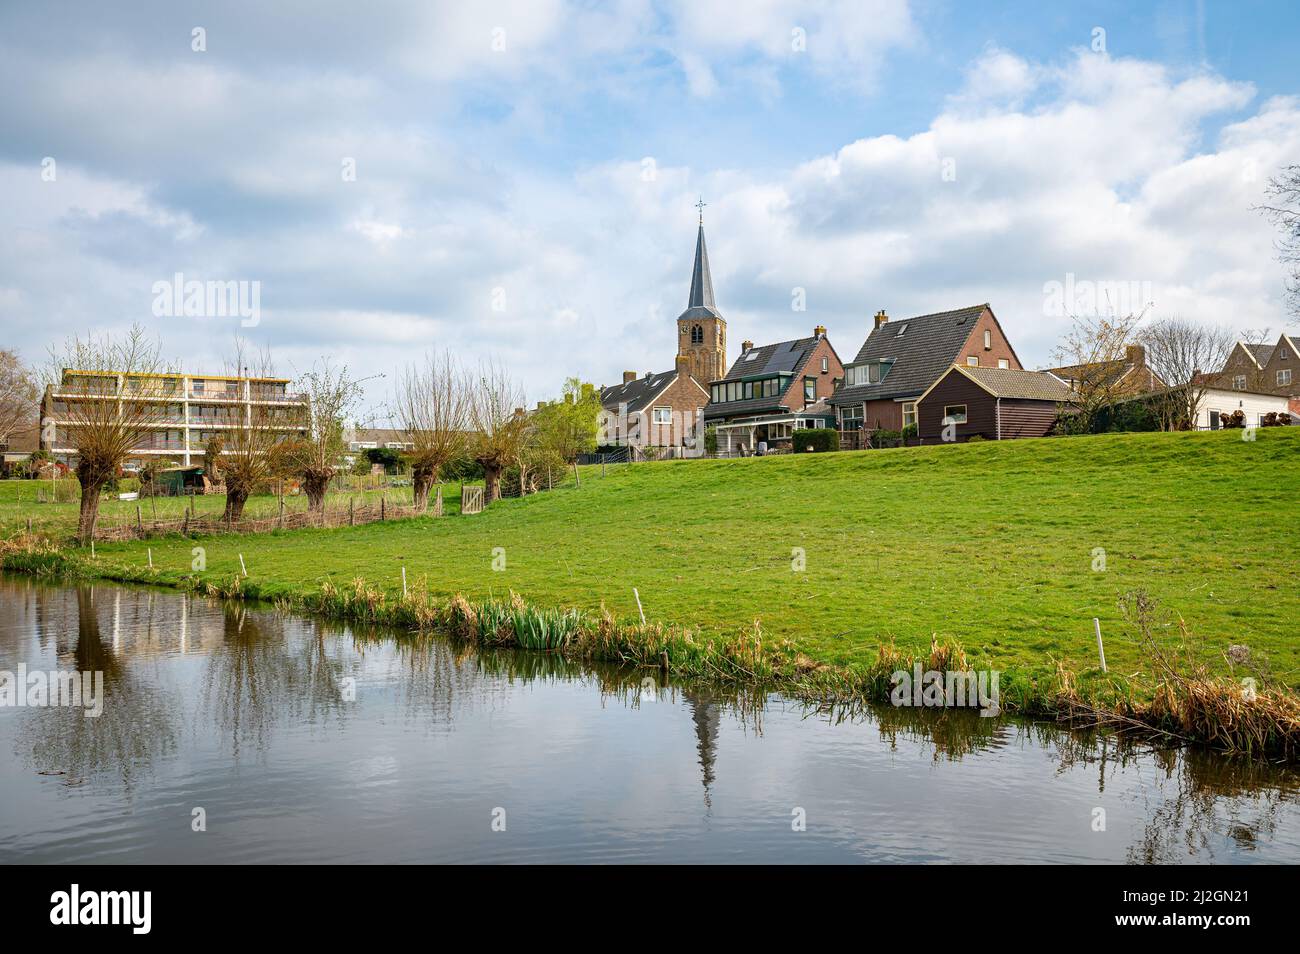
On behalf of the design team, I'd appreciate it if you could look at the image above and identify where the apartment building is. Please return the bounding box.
[40,370,309,469]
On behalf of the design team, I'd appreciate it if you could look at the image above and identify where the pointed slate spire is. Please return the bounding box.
[687,224,716,311]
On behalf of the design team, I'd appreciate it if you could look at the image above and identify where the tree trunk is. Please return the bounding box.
[224,485,249,523]
[412,466,434,512]
[483,464,502,503]
[76,478,103,545]
[303,472,330,511]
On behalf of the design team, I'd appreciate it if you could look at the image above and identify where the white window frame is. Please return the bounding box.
[652,406,672,424]
[1278,369,1292,387]
[902,402,917,429]
[942,404,967,425]
[1233,374,1246,390]
[983,329,992,350]
[997,359,1010,369]
[821,356,829,372]
[966,356,978,367]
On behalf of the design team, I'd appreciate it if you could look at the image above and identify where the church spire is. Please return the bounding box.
[687,220,716,312]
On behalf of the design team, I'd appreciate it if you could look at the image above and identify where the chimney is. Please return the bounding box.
[874,309,889,330]
[741,339,754,353]
[644,370,652,379]
[814,324,827,338]
[623,370,637,384]
[1126,344,1145,367]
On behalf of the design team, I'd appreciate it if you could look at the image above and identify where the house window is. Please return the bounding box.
[841,405,863,429]
[967,356,979,367]
[902,402,917,429]
[821,356,829,373]
[804,378,816,401]
[942,405,967,424]
[983,329,992,350]
[998,359,1010,369]
[652,406,671,424]
[691,325,703,344]
[1278,369,1292,387]
[1233,374,1246,390]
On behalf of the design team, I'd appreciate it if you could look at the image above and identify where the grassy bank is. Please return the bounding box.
[4,428,1299,757]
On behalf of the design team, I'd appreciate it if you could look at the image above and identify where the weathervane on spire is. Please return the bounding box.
[695,196,706,225]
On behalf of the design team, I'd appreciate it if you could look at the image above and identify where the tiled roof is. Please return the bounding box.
[1243,342,1276,366]
[827,304,988,404]
[957,366,1077,401]
[601,370,677,414]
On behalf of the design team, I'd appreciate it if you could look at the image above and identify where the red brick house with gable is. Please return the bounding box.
[1214,334,1300,416]
[702,327,843,454]
[827,304,1021,433]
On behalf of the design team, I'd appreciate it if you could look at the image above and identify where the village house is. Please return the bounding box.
[826,303,1022,438]
[702,327,843,455]
[1044,343,1164,397]
[1192,384,1294,430]
[598,357,709,455]
[916,365,1077,442]
[1214,334,1300,416]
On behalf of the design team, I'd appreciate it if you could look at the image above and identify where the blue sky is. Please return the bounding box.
[1,0,1297,416]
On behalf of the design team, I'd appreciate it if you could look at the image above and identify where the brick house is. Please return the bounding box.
[916,365,1077,442]
[599,356,710,455]
[1044,344,1164,398]
[827,304,1022,434]
[1214,334,1300,416]
[702,327,843,455]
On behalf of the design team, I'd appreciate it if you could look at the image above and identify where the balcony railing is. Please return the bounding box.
[131,439,187,451]
[189,389,244,401]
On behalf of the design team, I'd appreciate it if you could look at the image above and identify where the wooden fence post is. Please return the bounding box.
[349,497,354,526]
[279,499,285,529]
[137,505,143,534]
[381,496,386,521]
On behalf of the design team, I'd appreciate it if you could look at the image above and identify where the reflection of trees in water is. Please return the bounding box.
[202,602,348,759]
[1125,747,1300,864]
[17,585,177,793]
[803,696,1007,761]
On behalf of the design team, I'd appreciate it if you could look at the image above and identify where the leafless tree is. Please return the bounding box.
[208,341,282,522]
[1138,317,1235,430]
[44,326,178,543]
[469,358,529,502]
[394,351,471,511]
[0,349,38,448]
[1255,164,1300,319]
[280,359,363,511]
[1051,312,1144,432]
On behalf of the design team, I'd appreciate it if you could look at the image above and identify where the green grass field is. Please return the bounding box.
[0,479,462,535]
[11,429,1300,684]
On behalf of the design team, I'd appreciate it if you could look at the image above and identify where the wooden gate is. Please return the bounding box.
[461,485,484,515]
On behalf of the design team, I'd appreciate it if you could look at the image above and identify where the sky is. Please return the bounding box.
[2,0,1298,420]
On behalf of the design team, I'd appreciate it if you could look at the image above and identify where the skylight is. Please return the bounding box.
[896,324,908,336]
[744,351,759,361]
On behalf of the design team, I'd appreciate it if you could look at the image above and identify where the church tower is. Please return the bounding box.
[675,202,727,383]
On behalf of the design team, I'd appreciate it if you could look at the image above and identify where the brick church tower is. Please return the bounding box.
[675,208,727,383]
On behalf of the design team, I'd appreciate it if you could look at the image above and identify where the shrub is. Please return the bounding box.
[965,434,986,443]
[793,428,837,453]
[871,428,903,448]
[704,426,718,456]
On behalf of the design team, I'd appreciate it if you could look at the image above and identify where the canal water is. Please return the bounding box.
[2,576,1297,864]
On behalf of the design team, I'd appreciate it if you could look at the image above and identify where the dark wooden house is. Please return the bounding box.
[916,365,1076,442]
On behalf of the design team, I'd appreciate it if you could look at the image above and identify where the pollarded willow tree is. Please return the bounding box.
[44,325,179,543]
[209,341,282,522]
[280,359,364,512]
[394,351,471,511]
[469,358,530,503]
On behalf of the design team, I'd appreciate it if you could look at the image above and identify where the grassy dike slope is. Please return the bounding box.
[68,428,1300,685]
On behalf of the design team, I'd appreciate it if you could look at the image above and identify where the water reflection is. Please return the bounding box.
[1,575,1298,864]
